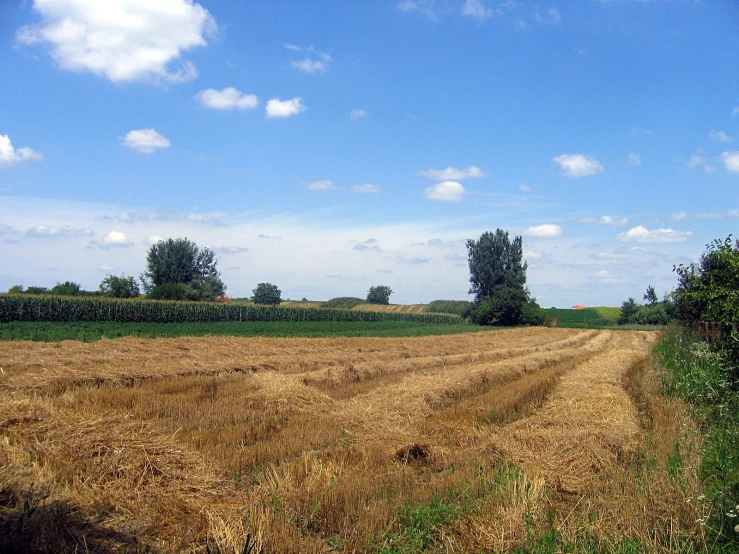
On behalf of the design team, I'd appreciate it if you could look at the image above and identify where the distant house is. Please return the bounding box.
[571,304,587,310]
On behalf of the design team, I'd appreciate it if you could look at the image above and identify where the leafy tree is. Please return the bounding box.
[466,229,529,326]
[51,281,82,296]
[149,282,188,301]
[643,285,658,305]
[143,237,225,301]
[7,285,23,294]
[99,274,140,298]
[252,283,282,305]
[25,286,50,295]
[367,285,393,305]
[618,297,640,324]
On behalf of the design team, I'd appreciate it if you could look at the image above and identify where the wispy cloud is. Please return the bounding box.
[352,184,381,193]
[627,153,641,166]
[353,238,381,251]
[535,6,560,24]
[307,180,337,191]
[462,0,494,22]
[524,224,562,238]
[709,130,732,143]
[418,165,484,180]
[350,109,367,119]
[397,0,438,21]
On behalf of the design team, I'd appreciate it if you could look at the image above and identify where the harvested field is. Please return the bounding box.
[0,328,706,553]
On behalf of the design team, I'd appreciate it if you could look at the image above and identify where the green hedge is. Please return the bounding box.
[0,295,462,325]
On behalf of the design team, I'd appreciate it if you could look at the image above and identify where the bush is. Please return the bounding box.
[634,303,668,325]
[51,281,82,296]
[322,297,365,309]
[252,283,282,305]
[367,285,393,305]
[149,283,188,300]
[471,286,527,326]
[521,299,547,326]
[100,274,140,298]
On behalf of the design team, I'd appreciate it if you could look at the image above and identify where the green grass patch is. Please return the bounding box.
[0,320,483,342]
[546,307,621,329]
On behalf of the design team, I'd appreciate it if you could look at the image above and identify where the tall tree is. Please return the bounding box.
[143,238,225,301]
[367,285,393,305]
[466,229,529,326]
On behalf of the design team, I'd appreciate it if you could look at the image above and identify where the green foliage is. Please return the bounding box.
[643,285,658,305]
[547,307,620,329]
[7,285,23,294]
[655,327,739,547]
[466,229,527,302]
[425,300,472,316]
[50,281,82,296]
[467,230,529,326]
[471,286,528,326]
[618,298,640,324]
[522,299,547,326]
[149,283,188,300]
[144,237,225,301]
[24,286,50,295]
[367,285,393,305]
[99,274,140,298]
[251,283,282,305]
[321,297,366,309]
[0,295,463,325]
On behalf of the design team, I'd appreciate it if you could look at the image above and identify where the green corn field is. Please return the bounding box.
[0,295,463,325]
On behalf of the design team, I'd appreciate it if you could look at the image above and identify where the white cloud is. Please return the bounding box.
[147,235,165,245]
[552,154,603,178]
[418,165,484,181]
[686,154,714,173]
[102,230,130,246]
[524,224,562,238]
[307,180,336,191]
[733,107,739,116]
[627,153,641,166]
[519,184,532,192]
[195,87,258,110]
[291,58,328,73]
[618,225,691,244]
[121,129,170,154]
[630,127,652,136]
[350,109,367,119]
[352,184,381,193]
[0,134,43,167]
[709,130,732,143]
[600,216,628,227]
[463,0,493,22]
[721,151,739,173]
[424,181,464,202]
[670,212,688,221]
[16,0,216,84]
[266,97,306,118]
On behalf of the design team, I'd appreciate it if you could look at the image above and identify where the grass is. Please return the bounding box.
[546,307,621,328]
[0,320,478,342]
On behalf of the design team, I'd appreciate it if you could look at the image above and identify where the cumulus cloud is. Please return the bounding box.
[121,129,170,154]
[352,184,381,193]
[686,154,714,173]
[463,0,494,22]
[524,224,562,238]
[16,0,216,83]
[266,97,306,118]
[424,181,464,202]
[0,134,43,167]
[552,154,603,178]
[195,87,257,110]
[350,109,367,119]
[307,180,336,191]
[627,153,641,166]
[418,165,484,181]
[709,130,732,143]
[102,230,131,246]
[618,225,691,244]
[721,151,739,173]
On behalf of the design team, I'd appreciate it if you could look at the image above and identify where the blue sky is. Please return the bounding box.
[1,0,737,306]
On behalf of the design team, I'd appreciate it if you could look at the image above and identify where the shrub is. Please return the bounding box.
[471,286,527,326]
[100,274,140,298]
[322,297,365,309]
[149,283,188,300]
[51,281,82,296]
